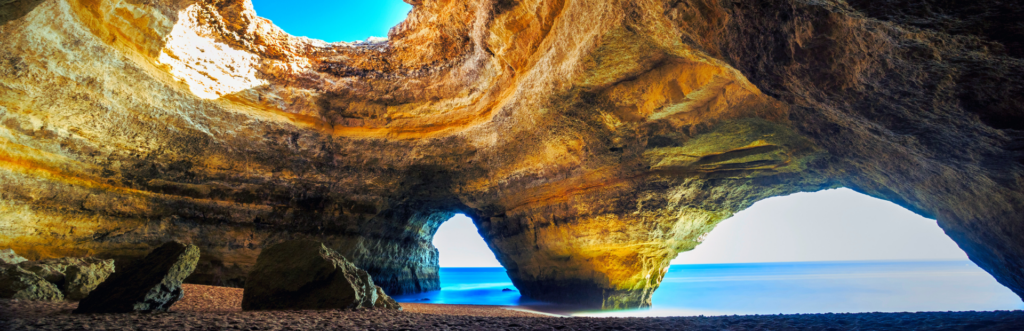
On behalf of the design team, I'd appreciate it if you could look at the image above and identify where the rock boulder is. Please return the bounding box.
[18,261,65,284]
[0,249,27,265]
[242,240,401,311]
[60,258,116,301]
[73,242,199,314]
[374,286,402,310]
[16,257,116,300]
[0,264,64,301]
[0,249,117,301]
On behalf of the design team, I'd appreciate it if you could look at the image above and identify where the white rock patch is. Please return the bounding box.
[158,5,266,100]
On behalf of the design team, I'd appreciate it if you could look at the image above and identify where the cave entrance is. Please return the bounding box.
[393,213,522,305]
[250,0,411,43]
[601,187,1023,317]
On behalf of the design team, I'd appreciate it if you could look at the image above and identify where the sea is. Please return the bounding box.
[391,260,1024,317]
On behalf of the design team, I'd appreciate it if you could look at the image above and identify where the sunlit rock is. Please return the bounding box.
[1,0,1023,309]
[157,3,269,99]
[0,249,28,265]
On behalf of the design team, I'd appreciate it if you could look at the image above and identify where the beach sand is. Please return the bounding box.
[3,284,1024,330]
[171,284,547,318]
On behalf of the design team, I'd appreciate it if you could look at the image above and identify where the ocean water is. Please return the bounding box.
[391,260,1024,317]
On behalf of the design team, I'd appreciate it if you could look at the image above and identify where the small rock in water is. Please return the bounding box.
[241,239,402,311]
[502,288,515,292]
[0,264,64,301]
[73,241,199,313]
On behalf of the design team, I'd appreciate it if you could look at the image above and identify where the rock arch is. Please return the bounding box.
[0,0,1022,309]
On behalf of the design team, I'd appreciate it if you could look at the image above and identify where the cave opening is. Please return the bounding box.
[249,0,412,43]
[392,213,525,305]
[392,188,1024,314]
[585,187,1024,317]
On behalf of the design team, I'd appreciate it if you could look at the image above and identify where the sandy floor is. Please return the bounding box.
[171,284,544,318]
[3,284,1024,330]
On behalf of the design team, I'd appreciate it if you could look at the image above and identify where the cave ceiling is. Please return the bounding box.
[1,0,1022,309]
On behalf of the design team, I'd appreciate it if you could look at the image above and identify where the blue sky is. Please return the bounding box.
[433,188,968,267]
[250,0,412,42]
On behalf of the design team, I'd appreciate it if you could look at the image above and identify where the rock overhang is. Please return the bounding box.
[1,0,1023,309]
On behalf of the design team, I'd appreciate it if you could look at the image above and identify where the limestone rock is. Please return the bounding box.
[16,257,117,300]
[374,286,402,311]
[0,264,64,301]
[242,240,401,311]
[1,251,116,301]
[73,242,199,314]
[0,249,27,265]
[2,0,1024,310]
[61,258,116,301]
[18,261,65,284]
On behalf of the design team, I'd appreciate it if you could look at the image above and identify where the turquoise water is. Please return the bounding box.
[391,261,1024,317]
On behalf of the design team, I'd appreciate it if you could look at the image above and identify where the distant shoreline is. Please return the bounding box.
[436,259,975,269]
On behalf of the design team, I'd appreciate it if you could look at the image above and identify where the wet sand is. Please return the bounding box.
[2,284,1024,330]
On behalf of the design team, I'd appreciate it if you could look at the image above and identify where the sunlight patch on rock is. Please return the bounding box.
[157,5,266,99]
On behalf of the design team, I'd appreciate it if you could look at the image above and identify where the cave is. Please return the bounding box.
[1,0,1023,311]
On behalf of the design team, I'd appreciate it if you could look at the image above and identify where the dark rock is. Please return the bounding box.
[502,288,515,292]
[18,261,65,284]
[241,240,401,311]
[73,241,199,314]
[0,264,63,301]
[0,249,27,265]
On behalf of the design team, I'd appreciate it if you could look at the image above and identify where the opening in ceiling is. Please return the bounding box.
[250,0,412,43]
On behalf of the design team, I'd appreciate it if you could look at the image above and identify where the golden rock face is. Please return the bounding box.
[2,0,1023,308]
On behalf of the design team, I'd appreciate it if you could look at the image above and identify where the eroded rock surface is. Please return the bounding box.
[0,250,114,301]
[374,286,402,311]
[59,258,116,301]
[242,239,400,311]
[17,257,116,301]
[74,242,199,313]
[0,249,27,265]
[1,0,1022,308]
[0,264,64,301]
[18,261,65,285]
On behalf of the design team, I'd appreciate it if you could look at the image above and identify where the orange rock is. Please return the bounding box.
[1,0,1023,309]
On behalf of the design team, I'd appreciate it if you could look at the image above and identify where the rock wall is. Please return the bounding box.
[0,0,1021,308]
